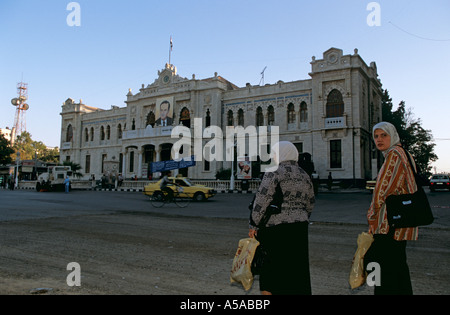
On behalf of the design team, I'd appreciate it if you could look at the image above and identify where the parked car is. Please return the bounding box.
[429,174,450,192]
[143,177,216,201]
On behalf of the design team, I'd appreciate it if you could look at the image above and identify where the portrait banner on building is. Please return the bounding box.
[155,96,174,127]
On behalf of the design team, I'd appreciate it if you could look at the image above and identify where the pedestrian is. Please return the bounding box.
[64,175,70,193]
[160,171,174,201]
[108,173,113,189]
[8,175,14,190]
[311,171,319,195]
[118,173,123,187]
[91,174,96,189]
[327,172,332,190]
[365,121,418,295]
[101,174,106,188]
[249,141,315,295]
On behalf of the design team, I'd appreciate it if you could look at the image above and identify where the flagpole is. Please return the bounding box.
[169,36,173,65]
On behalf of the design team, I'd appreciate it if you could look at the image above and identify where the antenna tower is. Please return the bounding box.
[11,82,29,138]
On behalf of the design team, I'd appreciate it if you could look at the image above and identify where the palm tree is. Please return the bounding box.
[62,161,83,178]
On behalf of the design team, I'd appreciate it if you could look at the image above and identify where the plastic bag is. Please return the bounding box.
[230,237,260,291]
[349,232,374,289]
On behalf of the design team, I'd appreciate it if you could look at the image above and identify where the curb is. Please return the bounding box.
[13,186,257,194]
[15,186,368,194]
[92,188,256,194]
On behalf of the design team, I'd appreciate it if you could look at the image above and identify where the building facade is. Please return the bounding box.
[0,127,14,144]
[60,48,383,185]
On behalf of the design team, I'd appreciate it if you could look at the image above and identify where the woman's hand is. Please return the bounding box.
[248,229,257,238]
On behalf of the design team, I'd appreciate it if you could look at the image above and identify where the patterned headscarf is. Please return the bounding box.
[372,121,401,155]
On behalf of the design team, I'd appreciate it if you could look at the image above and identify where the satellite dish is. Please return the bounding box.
[19,95,27,101]
[11,98,20,106]
[22,103,29,110]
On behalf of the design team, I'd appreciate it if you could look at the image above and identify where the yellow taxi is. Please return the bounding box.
[143,177,216,201]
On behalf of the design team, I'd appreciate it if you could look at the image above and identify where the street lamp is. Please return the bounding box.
[230,165,235,191]
[229,136,237,191]
[15,151,20,189]
[32,143,39,180]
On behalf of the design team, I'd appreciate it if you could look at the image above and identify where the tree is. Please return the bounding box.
[381,90,437,177]
[62,161,83,178]
[0,134,14,165]
[11,131,59,163]
[12,131,35,161]
[215,168,231,180]
[35,142,60,163]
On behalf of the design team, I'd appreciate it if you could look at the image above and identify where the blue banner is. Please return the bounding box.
[150,155,196,173]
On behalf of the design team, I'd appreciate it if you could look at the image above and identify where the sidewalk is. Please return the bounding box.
[317,187,367,194]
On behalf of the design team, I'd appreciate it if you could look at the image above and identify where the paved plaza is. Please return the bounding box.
[0,188,449,295]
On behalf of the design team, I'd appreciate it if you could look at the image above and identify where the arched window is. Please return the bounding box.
[146,111,155,127]
[205,109,211,128]
[300,102,308,122]
[100,126,105,140]
[267,105,275,125]
[106,125,111,140]
[326,89,344,118]
[117,124,122,139]
[90,127,94,141]
[180,107,191,128]
[227,110,234,126]
[287,103,295,124]
[238,109,244,126]
[85,128,89,142]
[66,125,73,142]
[256,107,264,126]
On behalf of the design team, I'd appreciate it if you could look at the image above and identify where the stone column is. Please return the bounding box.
[138,148,143,179]
[154,147,161,178]
[122,149,127,178]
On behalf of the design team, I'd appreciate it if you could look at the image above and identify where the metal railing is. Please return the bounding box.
[17,179,261,192]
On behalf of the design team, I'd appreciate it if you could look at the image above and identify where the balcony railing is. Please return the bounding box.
[325,117,345,129]
[122,126,173,140]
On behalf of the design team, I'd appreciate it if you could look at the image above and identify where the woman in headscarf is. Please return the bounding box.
[366,122,419,295]
[249,141,315,295]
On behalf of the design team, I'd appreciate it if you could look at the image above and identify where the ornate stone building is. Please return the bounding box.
[60,48,383,185]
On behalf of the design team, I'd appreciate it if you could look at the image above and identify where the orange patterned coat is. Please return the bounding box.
[367,145,419,241]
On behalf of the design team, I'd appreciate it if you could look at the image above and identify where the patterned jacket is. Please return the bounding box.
[367,145,419,241]
[251,160,315,229]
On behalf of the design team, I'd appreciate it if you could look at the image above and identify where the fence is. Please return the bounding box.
[17,179,261,192]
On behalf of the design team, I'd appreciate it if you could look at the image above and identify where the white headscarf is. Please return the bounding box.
[372,121,401,155]
[262,141,299,173]
[271,141,299,164]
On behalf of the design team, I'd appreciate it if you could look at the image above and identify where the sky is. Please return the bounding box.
[0,0,449,173]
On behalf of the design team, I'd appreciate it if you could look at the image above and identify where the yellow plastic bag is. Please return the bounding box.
[230,237,260,291]
[349,232,374,289]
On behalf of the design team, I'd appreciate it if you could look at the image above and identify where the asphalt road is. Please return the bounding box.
[0,188,449,295]
[1,188,449,226]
